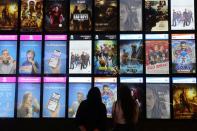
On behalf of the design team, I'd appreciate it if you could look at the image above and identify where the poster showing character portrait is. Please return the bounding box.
[173,78,197,119]
[145,0,168,31]
[69,36,92,74]
[120,77,144,118]
[68,77,91,118]
[45,0,67,32]
[0,77,16,118]
[120,0,142,31]
[120,35,143,74]
[19,35,42,75]
[94,77,117,118]
[146,78,170,119]
[20,0,43,32]
[43,77,66,118]
[171,0,195,30]
[94,36,117,75]
[44,35,67,74]
[95,0,117,31]
[17,77,41,118]
[0,35,17,74]
[172,40,196,74]
[146,40,169,74]
[0,0,18,31]
[70,0,92,31]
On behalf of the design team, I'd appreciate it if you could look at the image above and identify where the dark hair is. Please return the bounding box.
[87,87,102,104]
[117,85,137,123]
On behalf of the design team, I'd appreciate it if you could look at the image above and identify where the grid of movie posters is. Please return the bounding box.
[145,0,168,31]
[94,35,118,75]
[120,34,143,74]
[171,34,196,74]
[94,77,117,118]
[0,77,16,118]
[68,77,91,118]
[120,0,142,31]
[95,0,117,31]
[44,35,67,74]
[43,77,66,118]
[146,34,169,74]
[173,77,197,119]
[69,35,92,74]
[70,0,92,31]
[146,77,170,119]
[20,0,43,32]
[0,35,17,74]
[19,35,42,74]
[0,0,18,31]
[17,77,41,118]
[120,77,144,118]
[45,0,67,32]
[171,0,195,30]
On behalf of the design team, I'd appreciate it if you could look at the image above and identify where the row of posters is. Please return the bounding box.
[0,0,195,31]
[0,34,196,75]
[0,77,197,119]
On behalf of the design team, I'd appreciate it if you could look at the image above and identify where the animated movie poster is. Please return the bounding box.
[120,77,144,118]
[146,34,169,74]
[19,35,42,75]
[0,35,17,74]
[0,77,16,118]
[120,0,142,31]
[69,35,92,74]
[20,0,43,32]
[45,0,67,32]
[171,34,196,74]
[94,77,117,118]
[94,35,118,75]
[120,34,143,74]
[0,0,18,31]
[70,0,92,31]
[95,0,117,31]
[43,77,66,118]
[44,35,67,74]
[173,78,197,119]
[68,77,91,118]
[145,0,168,31]
[171,0,195,30]
[17,77,41,118]
[146,77,170,119]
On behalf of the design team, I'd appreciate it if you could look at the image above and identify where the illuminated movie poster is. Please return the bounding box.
[171,0,195,30]
[171,34,196,74]
[94,77,117,118]
[146,34,169,74]
[146,77,170,119]
[70,0,92,31]
[120,77,144,118]
[69,35,92,74]
[95,0,117,31]
[145,0,168,31]
[0,0,18,31]
[120,34,143,74]
[0,35,17,74]
[45,0,67,32]
[120,0,142,31]
[173,77,197,119]
[94,35,118,75]
[20,0,43,32]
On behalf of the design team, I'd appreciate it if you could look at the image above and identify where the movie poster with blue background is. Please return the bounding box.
[0,77,16,118]
[68,77,91,118]
[44,35,67,74]
[0,35,17,74]
[43,77,66,118]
